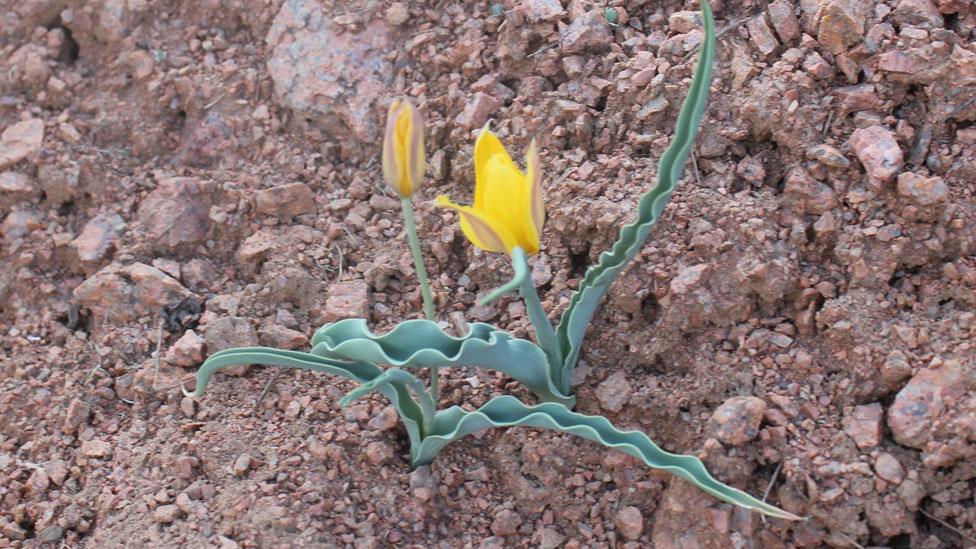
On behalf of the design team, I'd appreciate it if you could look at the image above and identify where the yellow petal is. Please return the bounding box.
[474,125,519,210]
[381,99,404,195]
[405,101,425,193]
[435,195,517,254]
[481,155,537,253]
[381,98,425,198]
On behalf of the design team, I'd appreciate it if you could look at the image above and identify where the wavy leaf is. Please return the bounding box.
[184,347,427,445]
[340,368,436,434]
[311,319,574,407]
[417,395,801,520]
[554,0,717,391]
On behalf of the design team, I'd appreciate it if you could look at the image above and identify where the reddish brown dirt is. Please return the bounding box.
[2,0,976,547]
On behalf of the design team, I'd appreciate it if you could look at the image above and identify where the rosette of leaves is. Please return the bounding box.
[187,0,801,520]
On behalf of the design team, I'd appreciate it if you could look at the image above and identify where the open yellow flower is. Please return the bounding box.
[382,98,425,198]
[436,127,544,255]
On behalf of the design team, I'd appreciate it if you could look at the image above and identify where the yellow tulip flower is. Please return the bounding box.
[436,126,544,255]
[382,98,425,198]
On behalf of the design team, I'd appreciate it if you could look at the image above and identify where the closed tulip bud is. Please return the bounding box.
[382,98,426,198]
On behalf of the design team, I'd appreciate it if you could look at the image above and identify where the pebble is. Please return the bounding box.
[874,453,905,484]
[595,371,632,413]
[153,504,180,524]
[517,0,565,23]
[896,172,948,206]
[455,92,501,130]
[204,317,258,375]
[81,439,112,458]
[766,0,800,43]
[367,406,399,431]
[746,15,779,56]
[1,522,28,540]
[817,0,866,53]
[891,0,944,29]
[64,398,91,433]
[850,125,904,188]
[258,324,309,350]
[842,403,883,449]
[783,166,837,214]
[384,2,409,26]
[709,396,766,446]
[490,509,522,537]
[0,171,37,210]
[255,182,316,218]
[365,441,393,465]
[137,177,213,250]
[888,361,966,449]
[806,144,850,168]
[614,506,644,541]
[0,118,45,169]
[233,453,252,475]
[561,10,613,54]
[166,329,206,367]
[320,280,370,322]
[668,11,701,34]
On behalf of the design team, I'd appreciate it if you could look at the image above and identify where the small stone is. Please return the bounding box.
[28,468,50,493]
[850,126,903,188]
[321,280,370,322]
[803,51,833,79]
[0,118,45,169]
[81,439,112,458]
[668,11,702,34]
[490,509,522,537]
[595,371,632,413]
[817,0,866,54]
[137,177,212,250]
[365,441,393,465]
[670,264,709,295]
[39,525,64,543]
[181,258,219,292]
[153,504,180,523]
[0,171,38,210]
[175,493,193,514]
[478,537,505,549]
[180,396,196,418]
[842,403,883,449]
[784,166,837,214]
[539,527,565,549]
[746,15,780,56]
[166,329,206,367]
[74,262,196,324]
[735,156,765,185]
[709,396,766,446]
[233,454,252,475]
[412,487,432,502]
[1,522,28,540]
[891,0,944,29]
[807,144,850,168]
[516,0,565,23]
[44,459,68,486]
[880,350,913,392]
[767,0,800,43]
[64,398,91,433]
[876,50,929,75]
[238,228,276,266]
[615,506,644,541]
[834,84,880,111]
[258,324,309,350]
[255,182,315,218]
[455,92,501,130]
[874,453,905,484]
[367,406,399,431]
[384,2,409,25]
[71,213,125,271]
[888,361,967,448]
[896,172,948,206]
[561,10,613,54]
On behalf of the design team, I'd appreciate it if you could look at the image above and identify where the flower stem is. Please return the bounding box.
[512,247,563,383]
[401,197,439,401]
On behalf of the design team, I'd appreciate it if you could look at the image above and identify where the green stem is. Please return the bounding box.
[401,197,438,401]
[511,247,563,383]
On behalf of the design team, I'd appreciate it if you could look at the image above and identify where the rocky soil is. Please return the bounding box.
[2,0,976,547]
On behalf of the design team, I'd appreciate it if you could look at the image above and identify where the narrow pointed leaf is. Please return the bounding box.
[311,319,574,406]
[416,395,801,521]
[185,347,426,449]
[554,0,717,391]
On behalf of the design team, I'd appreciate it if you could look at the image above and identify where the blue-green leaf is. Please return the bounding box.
[416,395,801,520]
[184,347,426,448]
[311,319,574,407]
[554,0,717,391]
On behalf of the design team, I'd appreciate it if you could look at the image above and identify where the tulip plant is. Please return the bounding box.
[186,1,800,521]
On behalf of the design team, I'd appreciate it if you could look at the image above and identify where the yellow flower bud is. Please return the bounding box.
[436,126,544,255]
[382,97,426,198]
